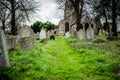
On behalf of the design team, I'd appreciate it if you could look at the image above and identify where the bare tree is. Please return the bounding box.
[0,0,39,35]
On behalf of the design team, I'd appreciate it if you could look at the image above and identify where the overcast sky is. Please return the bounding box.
[26,0,64,25]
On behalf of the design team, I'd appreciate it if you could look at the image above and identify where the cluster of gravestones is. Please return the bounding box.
[0,25,56,67]
[65,23,94,40]
[34,28,55,40]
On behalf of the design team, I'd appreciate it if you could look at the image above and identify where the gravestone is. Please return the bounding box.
[47,31,52,39]
[18,25,34,51]
[98,29,102,36]
[39,29,47,40]
[18,37,34,51]
[0,29,10,67]
[86,27,94,40]
[65,31,71,38]
[34,32,40,39]
[78,29,85,40]
[18,25,34,39]
[6,35,17,50]
[74,31,77,38]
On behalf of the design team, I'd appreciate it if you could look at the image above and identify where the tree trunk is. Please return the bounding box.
[103,9,109,33]
[112,0,118,36]
[11,0,17,35]
[74,0,84,31]
[2,20,5,32]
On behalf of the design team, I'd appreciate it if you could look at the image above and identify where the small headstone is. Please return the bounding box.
[39,29,47,40]
[86,27,94,40]
[6,35,17,50]
[65,31,71,38]
[0,29,10,67]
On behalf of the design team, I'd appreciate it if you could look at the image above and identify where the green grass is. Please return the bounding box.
[0,36,120,80]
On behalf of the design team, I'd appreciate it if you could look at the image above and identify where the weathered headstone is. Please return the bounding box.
[18,25,34,39]
[6,35,17,50]
[39,29,47,40]
[0,29,10,67]
[47,31,52,39]
[86,27,94,40]
[78,29,85,40]
[18,37,34,51]
[98,29,102,36]
[18,25,34,51]
[34,32,40,39]
[65,31,71,38]
[74,31,78,38]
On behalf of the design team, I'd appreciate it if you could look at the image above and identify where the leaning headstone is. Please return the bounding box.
[65,31,71,38]
[39,29,47,40]
[6,35,17,50]
[0,29,10,67]
[86,27,94,40]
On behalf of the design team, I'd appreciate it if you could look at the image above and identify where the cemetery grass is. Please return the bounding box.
[1,36,120,80]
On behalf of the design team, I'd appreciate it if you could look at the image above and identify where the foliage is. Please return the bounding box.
[39,21,55,31]
[0,36,120,80]
[31,21,55,33]
[31,21,41,33]
[0,0,39,35]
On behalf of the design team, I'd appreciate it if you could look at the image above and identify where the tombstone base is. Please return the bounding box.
[18,37,34,51]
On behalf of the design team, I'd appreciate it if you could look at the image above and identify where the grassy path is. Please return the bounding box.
[39,37,81,79]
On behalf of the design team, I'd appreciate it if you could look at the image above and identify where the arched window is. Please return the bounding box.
[65,22,69,32]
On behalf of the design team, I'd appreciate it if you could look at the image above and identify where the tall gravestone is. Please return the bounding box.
[18,25,34,51]
[47,30,52,39]
[0,29,10,67]
[39,29,47,40]
[78,29,85,40]
[34,32,40,39]
[86,27,94,40]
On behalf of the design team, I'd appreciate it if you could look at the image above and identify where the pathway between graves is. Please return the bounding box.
[40,36,81,78]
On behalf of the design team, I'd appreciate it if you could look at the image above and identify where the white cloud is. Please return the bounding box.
[26,0,64,26]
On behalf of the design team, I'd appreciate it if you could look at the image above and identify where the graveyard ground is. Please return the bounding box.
[1,36,120,80]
